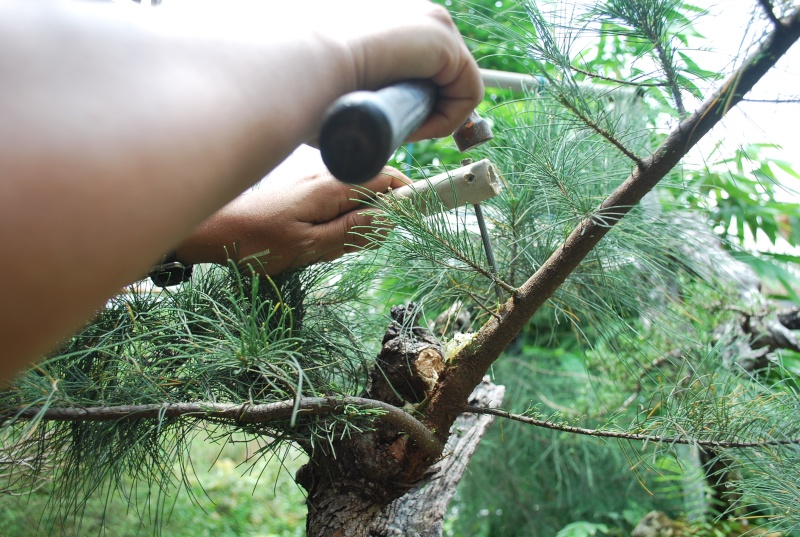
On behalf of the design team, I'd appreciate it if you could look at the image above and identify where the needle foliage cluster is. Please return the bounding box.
[0,262,390,531]
[437,0,800,534]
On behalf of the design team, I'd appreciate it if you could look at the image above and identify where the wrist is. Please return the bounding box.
[148,251,193,288]
[174,205,242,267]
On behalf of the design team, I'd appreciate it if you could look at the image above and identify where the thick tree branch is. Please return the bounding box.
[4,396,443,460]
[757,0,783,29]
[423,7,800,442]
[368,379,505,536]
[467,407,800,449]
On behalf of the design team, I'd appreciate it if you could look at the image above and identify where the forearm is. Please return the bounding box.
[0,3,353,378]
[0,0,482,381]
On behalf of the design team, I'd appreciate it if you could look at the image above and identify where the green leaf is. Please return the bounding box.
[790,216,800,246]
[773,158,800,179]
[732,250,800,302]
[678,51,721,80]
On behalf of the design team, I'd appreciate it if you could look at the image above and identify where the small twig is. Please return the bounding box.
[4,396,443,460]
[557,96,644,165]
[654,43,686,116]
[742,97,800,104]
[383,198,517,295]
[465,407,800,449]
[570,66,666,88]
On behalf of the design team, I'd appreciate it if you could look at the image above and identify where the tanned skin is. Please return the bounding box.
[0,1,483,382]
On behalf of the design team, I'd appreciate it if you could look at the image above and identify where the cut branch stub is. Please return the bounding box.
[300,303,451,537]
[366,303,445,407]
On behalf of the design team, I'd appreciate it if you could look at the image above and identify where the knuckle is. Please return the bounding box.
[427,4,454,25]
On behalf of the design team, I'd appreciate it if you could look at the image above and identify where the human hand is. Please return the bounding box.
[175,167,411,275]
[159,0,484,146]
[310,0,485,143]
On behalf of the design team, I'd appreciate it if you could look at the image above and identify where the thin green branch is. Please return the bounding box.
[5,396,443,460]
[653,42,686,115]
[570,65,666,88]
[372,197,518,295]
[466,407,800,449]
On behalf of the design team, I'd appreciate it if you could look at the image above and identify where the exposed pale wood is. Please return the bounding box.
[368,378,505,537]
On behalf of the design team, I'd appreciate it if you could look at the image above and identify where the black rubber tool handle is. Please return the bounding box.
[319,80,436,184]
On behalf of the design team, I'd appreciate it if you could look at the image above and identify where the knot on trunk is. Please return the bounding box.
[367,303,445,408]
[298,304,448,530]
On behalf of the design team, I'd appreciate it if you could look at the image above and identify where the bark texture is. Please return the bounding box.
[298,305,504,537]
[368,378,505,537]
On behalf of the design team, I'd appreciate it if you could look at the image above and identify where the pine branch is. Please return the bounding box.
[653,42,686,115]
[556,95,644,164]
[595,0,687,114]
[366,190,517,294]
[5,396,443,460]
[423,6,800,443]
[466,407,800,449]
[743,97,800,103]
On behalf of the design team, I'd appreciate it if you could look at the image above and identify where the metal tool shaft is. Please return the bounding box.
[474,202,502,301]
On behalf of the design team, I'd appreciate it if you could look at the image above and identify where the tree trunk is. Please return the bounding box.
[368,378,505,537]
[299,378,504,537]
[297,304,504,537]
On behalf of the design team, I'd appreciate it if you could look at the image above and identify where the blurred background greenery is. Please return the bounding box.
[1,435,307,537]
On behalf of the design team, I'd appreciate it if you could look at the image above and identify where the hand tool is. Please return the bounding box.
[319,80,493,184]
[460,157,502,302]
[320,81,502,299]
[386,158,501,215]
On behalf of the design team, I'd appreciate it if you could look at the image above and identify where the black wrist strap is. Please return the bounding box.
[148,252,194,288]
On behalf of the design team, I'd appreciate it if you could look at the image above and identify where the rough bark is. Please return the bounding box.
[298,305,504,537]
[368,378,505,537]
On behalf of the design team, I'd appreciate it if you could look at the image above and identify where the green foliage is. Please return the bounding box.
[0,435,307,537]
[438,0,800,534]
[665,143,800,299]
[448,344,680,536]
[0,262,387,530]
